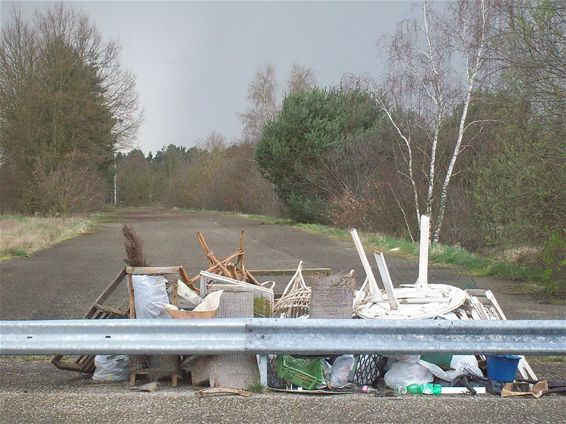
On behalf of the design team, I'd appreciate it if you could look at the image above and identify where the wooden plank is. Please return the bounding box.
[464,289,537,381]
[171,279,178,306]
[248,268,332,277]
[51,359,83,372]
[53,268,128,373]
[127,274,136,319]
[93,304,126,317]
[79,356,95,373]
[126,266,181,275]
[83,268,127,318]
[416,215,430,289]
[350,229,380,296]
[244,269,260,286]
[374,252,399,310]
[200,271,273,295]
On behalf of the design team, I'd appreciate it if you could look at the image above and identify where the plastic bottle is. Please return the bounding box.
[405,383,442,395]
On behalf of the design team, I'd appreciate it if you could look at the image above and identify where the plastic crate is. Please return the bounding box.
[275,355,325,390]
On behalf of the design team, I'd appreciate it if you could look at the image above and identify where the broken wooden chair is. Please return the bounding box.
[126,266,190,387]
[51,265,191,382]
[189,229,259,286]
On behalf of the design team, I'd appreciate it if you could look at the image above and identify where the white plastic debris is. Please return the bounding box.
[177,279,203,308]
[132,275,171,319]
[92,355,129,382]
[384,356,433,390]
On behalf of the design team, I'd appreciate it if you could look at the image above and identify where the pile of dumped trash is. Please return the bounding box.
[51,217,562,398]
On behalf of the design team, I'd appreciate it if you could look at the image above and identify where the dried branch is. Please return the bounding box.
[122,225,148,267]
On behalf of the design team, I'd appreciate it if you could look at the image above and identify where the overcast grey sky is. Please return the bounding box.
[1,1,415,154]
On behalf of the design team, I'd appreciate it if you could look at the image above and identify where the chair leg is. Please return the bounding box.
[130,372,136,387]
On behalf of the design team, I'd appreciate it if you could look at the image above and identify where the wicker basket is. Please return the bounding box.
[273,261,311,318]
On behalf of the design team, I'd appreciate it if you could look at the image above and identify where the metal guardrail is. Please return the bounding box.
[1,319,565,356]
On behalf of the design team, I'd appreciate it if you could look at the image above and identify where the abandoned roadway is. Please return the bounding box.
[0,208,564,423]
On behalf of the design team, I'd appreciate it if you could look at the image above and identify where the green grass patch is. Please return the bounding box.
[537,356,566,363]
[2,355,52,362]
[236,212,294,226]
[246,382,266,393]
[295,222,556,290]
[12,248,29,257]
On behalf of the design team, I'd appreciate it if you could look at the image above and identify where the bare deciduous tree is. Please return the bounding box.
[367,0,495,242]
[491,0,566,122]
[239,64,279,144]
[201,131,227,152]
[27,152,106,215]
[287,63,316,94]
[0,4,141,212]
[240,63,316,144]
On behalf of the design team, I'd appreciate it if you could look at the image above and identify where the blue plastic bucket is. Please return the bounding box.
[487,355,521,382]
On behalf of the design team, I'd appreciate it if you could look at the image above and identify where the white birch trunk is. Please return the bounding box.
[432,0,488,243]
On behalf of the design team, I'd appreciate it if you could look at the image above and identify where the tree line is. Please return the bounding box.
[0,5,140,214]
[1,1,563,283]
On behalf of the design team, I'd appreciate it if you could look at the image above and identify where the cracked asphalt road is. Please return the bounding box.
[0,208,564,423]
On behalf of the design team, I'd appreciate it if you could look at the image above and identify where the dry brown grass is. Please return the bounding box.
[0,215,97,259]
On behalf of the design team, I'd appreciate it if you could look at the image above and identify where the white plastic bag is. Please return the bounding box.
[132,275,171,319]
[92,355,129,382]
[194,290,223,312]
[444,355,483,381]
[384,358,433,389]
[419,360,450,381]
[329,355,355,388]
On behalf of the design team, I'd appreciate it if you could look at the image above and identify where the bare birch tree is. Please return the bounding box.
[240,63,316,144]
[240,64,279,144]
[367,0,495,242]
[287,63,316,94]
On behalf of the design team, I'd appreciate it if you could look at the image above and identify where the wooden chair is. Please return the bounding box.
[126,266,190,387]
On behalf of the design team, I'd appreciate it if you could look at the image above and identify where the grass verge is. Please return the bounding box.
[0,213,104,260]
[235,213,562,297]
[2,355,52,362]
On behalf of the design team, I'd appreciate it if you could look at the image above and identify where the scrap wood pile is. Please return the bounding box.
[52,226,272,389]
[50,219,561,398]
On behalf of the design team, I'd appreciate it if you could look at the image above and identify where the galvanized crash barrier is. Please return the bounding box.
[2,319,564,385]
[2,318,565,355]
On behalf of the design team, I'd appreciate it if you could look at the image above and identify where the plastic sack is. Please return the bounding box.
[92,355,129,382]
[445,355,483,381]
[419,360,450,381]
[193,290,223,312]
[384,358,433,389]
[329,355,355,388]
[132,275,171,319]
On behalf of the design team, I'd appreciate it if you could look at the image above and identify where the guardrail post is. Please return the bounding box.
[257,354,268,387]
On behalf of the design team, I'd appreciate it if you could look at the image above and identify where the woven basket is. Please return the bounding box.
[309,271,355,319]
[273,261,311,318]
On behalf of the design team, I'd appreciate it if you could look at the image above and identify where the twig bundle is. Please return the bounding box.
[122,225,148,267]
